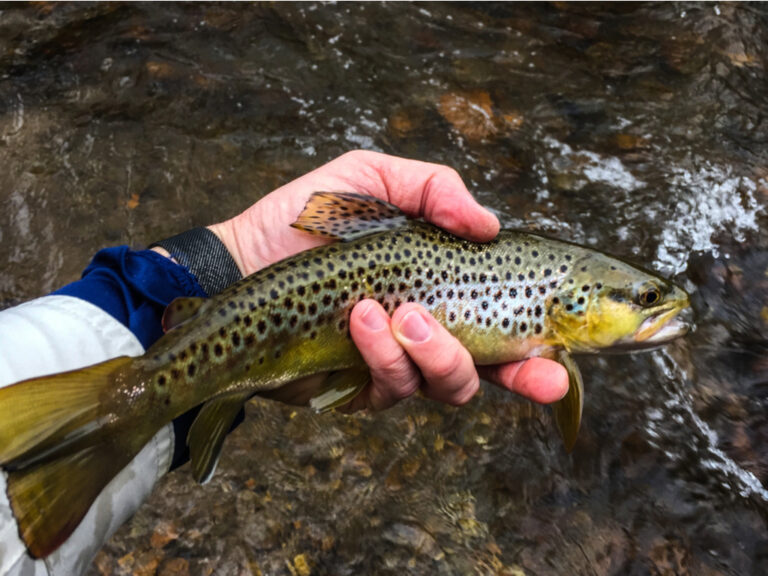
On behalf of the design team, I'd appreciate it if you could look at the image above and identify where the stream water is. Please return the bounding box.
[0,3,766,575]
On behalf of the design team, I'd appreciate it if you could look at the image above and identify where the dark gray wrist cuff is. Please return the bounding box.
[150,227,243,295]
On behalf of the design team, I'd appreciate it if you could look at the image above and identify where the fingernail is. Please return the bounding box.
[360,303,387,331]
[399,310,431,343]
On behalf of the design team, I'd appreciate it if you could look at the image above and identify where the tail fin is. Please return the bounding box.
[0,357,145,558]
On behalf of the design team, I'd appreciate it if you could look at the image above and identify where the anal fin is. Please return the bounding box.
[551,350,584,453]
[188,392,250,484]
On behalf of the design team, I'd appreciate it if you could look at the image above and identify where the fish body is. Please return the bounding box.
[0,192,690,557]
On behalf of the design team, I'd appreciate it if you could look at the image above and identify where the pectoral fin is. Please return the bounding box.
[551,350,584,453]
[187,392,250,484]
[292,192,408,241]
[309,367,370,412]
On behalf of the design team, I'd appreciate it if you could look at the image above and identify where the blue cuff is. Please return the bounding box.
[53,246,207,350]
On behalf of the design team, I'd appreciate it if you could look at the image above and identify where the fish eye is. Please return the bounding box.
[638,288,661,307]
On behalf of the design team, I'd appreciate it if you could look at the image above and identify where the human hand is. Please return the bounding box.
[209,150,569,409]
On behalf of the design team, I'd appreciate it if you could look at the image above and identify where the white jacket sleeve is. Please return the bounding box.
[0,295,174,576]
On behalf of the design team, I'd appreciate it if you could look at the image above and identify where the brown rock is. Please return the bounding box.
[158,557,190,576]
[438,91,497,141]
[150,521,179,549]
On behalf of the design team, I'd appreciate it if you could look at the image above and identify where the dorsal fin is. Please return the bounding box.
[291,192,408,241]
[162,297,206,332]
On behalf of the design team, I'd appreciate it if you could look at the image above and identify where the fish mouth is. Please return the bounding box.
[609,305,691,352]
[633,305,691,346]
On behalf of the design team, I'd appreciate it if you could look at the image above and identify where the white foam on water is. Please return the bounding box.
[654,162,764,275]
[649,351,768,503]
[540,136,646,192]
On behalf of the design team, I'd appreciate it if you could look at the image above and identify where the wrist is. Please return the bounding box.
[148,227,243,295]
[206,220,247,277]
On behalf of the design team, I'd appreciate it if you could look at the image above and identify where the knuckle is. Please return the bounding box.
[373,359,421,401]
[428,346,466,382]
[450,375,480,406]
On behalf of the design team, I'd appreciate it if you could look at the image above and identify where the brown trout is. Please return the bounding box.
[0,192,689,557]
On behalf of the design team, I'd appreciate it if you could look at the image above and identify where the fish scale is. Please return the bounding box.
[0,191,690,559]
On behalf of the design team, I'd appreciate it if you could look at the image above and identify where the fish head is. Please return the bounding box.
[548,252,690,353]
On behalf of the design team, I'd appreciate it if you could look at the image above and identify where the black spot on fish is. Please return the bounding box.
[502,318,510,328]
[187,364,196,377]
[158,375,167,386]
[232,332,241,346]
[214,344,223,356]
[270,289,279,300]
[257,320,267,334]
[560,265,568,273]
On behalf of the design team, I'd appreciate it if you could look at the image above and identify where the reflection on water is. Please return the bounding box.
[0,2,767,574]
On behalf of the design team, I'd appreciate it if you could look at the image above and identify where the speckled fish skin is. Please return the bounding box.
[0,192,690,558]
[143,225,568,399]
[131,218,682,416]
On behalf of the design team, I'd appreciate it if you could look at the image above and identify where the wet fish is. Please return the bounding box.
[0,192,690,557]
